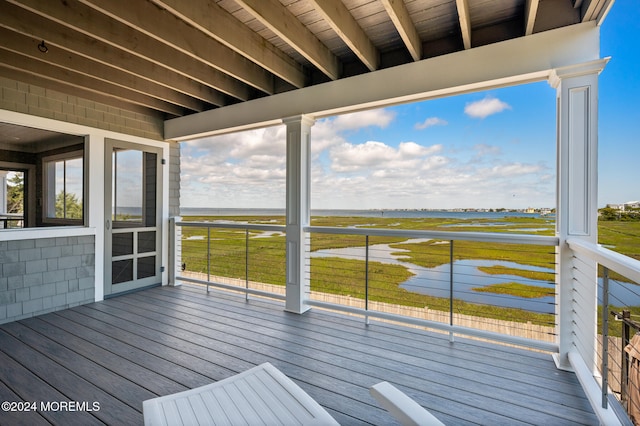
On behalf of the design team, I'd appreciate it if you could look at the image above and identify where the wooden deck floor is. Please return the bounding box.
[0,284,597,425]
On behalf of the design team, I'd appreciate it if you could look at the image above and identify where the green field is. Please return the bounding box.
[180,215,639,328]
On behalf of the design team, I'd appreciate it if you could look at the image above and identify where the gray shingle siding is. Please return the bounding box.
[0,235,95,324]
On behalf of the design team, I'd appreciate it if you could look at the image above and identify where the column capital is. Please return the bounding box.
[282,114,316,127]
[548,58,610,88]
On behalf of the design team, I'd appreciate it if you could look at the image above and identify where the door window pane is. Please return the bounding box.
[112,259,133,284]
[112,149,143,224]
[112,232,134,256]
[137,256,156,279]
[138,231,156,253]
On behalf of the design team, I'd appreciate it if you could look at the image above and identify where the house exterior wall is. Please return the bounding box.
[1,77,173,313]
[169,142,180,217]
[0,234,95,324]
[0,77,164,140]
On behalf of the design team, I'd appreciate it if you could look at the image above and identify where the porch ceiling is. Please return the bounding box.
[0,0,612,120]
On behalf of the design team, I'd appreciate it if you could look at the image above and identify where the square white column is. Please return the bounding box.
[284,115,315,313]
[550,59,609,370]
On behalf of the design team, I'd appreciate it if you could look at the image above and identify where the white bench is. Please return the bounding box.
[370,381,445,426]
[143,362,338,425]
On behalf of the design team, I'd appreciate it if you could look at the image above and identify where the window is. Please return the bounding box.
[44,151,84,223]
[0,169,25,229]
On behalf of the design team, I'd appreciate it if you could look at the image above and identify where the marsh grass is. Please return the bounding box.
[179,215,639,329]
[392,239,556,269]
[473,282,555,298]
[477,265,555,282]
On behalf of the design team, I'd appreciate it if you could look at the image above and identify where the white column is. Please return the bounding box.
[86,133,106,302]
[0,171,7,215]
[550,59,609,370]
[284,115,315,314]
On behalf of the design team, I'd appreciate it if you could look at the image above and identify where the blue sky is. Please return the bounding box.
[181,0,639,210]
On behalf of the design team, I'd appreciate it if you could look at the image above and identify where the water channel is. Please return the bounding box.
[311,238,640,313]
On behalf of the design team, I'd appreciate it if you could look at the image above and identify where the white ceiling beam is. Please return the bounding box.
[78,0,274,94]
[580,0,615,25]
[380,0,422,61]
[166,22,602,140]
[6,0,250,101]
[0,49,185,116]
[235,0,340,80]
[455,0,472,49]
[525,0,540,35]
[308,0,378,71]
[0,27,205,112]
[152,0,305,88]
[0,2,225,107]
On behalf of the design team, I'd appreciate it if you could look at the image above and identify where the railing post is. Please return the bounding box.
[169,216,181,286]
[622,310,631,409]
[206,226,211,293]
[245,229,250,301]
[449,240,454,343]
[601,266,609,409]
[365,235,369,326]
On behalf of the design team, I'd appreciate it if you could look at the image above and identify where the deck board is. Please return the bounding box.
[0,284,598,425]
[121,289,585,424]
[0,330,130,425]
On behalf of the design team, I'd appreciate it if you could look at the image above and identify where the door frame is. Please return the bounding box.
[104,139,164,296]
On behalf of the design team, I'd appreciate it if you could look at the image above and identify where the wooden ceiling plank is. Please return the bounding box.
[0,2,225,106]
[234,0,340,80]
[380,0,422,61]
[0,28,205,112]
[6,0,250,101]
[0,48,184,116]
[455,0,472,49]
[78,0,274,94]
[308,0,379,71]
[525,0,540,35]
[152,0,306,88]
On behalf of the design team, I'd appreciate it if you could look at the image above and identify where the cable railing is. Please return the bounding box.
[305,226,559,351]
[568,238,640,424]
[172,218,560,351]
[176,219,287,301]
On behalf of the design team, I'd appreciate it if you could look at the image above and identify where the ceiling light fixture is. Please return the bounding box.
[37,40,48,53]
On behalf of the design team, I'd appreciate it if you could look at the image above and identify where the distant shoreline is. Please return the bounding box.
[180,207,551,220]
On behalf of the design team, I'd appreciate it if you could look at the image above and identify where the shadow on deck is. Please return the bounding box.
[0,284,597,425]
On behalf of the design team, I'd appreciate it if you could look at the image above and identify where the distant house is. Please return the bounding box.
[607,201,640,211]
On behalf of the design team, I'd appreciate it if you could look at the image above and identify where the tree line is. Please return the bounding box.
[599,206,640,221]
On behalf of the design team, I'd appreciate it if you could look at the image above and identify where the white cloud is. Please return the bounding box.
[479,163,543,178]
[464,97,511,119]
[179,126,288,207]
[332,109,396,131]
[414,117,448,130]
[473,144,502,156]
[328,141,442,173]
[179,98,554,210]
